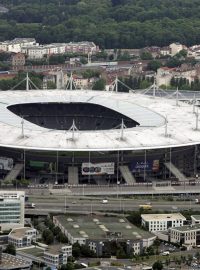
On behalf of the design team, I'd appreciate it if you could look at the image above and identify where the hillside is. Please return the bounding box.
[1,0,200,48]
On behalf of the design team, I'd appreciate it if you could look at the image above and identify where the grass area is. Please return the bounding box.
[132,250,196,265]
[20,247,44,257]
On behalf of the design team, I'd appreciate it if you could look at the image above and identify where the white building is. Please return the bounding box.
[141,213,186,232]
[43,244,72,267]
[8,227,36,248]
[0,191,25,231]
[0,38,37,53]
[170,224,200,247]
[169,42,184,56]
[65,41,99,54]
[22,45,47,59]
[47,43,66,54]
[156,67,174,86]
[22,43,66,59]
[191,215,200,225]
[160,46,171,56]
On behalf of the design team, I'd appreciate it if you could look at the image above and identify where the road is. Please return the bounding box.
[26,195,200,214]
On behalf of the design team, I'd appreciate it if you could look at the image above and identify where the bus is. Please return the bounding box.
[139,204,152,210]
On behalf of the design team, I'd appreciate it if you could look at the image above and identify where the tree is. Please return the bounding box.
[42,229,54,245]
[152,261,163,270]
[147,60,162,72]
[56,231,68,243]
[92,78,106,90]
[72,242,81,258]
[5,243,16,256]
[140,52,153,60]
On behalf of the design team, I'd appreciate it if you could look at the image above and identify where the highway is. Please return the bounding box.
[25,195,200,215]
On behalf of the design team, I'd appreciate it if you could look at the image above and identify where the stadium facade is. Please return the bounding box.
[0,90,199,185]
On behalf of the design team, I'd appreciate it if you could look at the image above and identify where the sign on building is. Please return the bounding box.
[130,159,159,173]
[82,162,114,175]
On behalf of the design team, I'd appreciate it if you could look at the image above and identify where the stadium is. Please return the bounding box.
[0,89,199,186]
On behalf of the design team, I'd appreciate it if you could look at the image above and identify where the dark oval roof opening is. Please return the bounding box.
[7,102,139,131]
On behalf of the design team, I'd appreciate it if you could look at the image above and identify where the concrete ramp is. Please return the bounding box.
[4,163,24,181]
[68,166,79,185]
[165,162,187,181]
[119,165,136,184]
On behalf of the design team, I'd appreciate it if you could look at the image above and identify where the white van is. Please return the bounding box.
[162,251,170,256]
[102,198,108,204]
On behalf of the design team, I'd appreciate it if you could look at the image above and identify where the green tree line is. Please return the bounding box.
[1,0,200,48]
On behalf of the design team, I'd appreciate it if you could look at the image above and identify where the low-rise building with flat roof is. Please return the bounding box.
[0,252,31,270]
[43,244,72,267]
[141,213,186,232]
[53,215,156,256]
[170,224,200,247]
[191,215,200,225]
[8,227,36,248]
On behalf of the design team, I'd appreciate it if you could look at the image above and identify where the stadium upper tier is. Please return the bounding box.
[0,90,197,151]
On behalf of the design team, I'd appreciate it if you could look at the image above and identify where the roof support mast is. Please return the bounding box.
[193,93,196,114]
[21,117,24,138]
[176,87,179,106]
[68,119,78,141]
[120,119,126,140]
[26,73,29,91]
[165,116,168,137]
[153,74,156,98]
[195,107,199,131]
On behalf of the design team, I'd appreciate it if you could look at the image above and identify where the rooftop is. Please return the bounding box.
[0,191,24,199]
[191,215,200,221]
[0,253,31,270]
[141,213,186,222]
[171,224,200,232]
[9,227,35,238]
[45,244,71,255]
[0,89,199,151]
[55,215,153,241]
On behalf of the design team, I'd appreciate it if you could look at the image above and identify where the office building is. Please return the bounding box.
[53,215,155,256]
[8,227,36,248]
[170,224,200,247]
[141,213,186,232]
[0,191,25,231]
[43,244,72,267]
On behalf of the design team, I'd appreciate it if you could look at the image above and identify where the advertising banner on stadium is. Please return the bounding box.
[130,159,159,173]
[82,162,115,175]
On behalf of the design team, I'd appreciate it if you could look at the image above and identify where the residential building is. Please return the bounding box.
[22,43,66,59]
[160,46,171,56]
[141,213,186,232]
[143,46,161,58]
[170,224,200,247]
[0,38,37,53]
[8,227,36,248]
[169,42,185,56]
[156,67,175,86]
[11,53,25,66]
[156,64,199,87]
[22,45,47,59]
[43,244,72,267]
[53,215,156,256]
[188,45,200,60]
[47,43,66,54]
[0,191,25,231]
[65,41,99,54]
[73,76,89,89]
